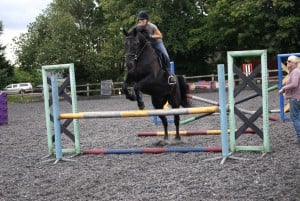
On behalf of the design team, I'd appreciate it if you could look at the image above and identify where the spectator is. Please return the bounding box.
[279,55,300,144]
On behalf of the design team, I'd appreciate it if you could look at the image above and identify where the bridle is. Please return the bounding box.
[125,36,149,62]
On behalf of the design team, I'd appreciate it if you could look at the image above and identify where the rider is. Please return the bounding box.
[136,11,176,85]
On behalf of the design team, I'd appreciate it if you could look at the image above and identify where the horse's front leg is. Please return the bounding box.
[174,114,181,140]
[133,85,145,110]
[122,82,136,101]
[159,115,169,140]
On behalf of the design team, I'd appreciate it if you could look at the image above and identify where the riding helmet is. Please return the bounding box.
[137,11,149,20]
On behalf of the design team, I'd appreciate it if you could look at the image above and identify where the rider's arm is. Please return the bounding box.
[151,27,163,40]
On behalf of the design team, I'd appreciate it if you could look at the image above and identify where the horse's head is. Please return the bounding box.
[123,26,148,71]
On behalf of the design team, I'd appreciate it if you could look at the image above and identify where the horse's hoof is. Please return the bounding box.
[155,140,168,147]
[170,139,184,145]
[138,102,145,110]
[175,137,181,141]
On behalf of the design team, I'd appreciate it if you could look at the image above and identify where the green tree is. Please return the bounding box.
[0,21,14,89]
[201,0,300,60]
[100,0,212,75]
[15,0,300,83]
[14,0,213,81]
[15,0,113,84]
[158,0,212,75]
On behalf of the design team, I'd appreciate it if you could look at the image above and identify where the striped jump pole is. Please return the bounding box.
[137,128,255,137]
[59,106,220,119]
[180,94,220,125]
[138,130,223,136]
[83,147,222,155]
[184,92,279,124]
[187,94,219,105]
[180,112,215,125]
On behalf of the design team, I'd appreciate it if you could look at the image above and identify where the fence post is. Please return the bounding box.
[87,83,90,96]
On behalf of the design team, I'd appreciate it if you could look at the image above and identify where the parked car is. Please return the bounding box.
[33,84,52,93]
[4,83,33,94]
[33,85,43,93]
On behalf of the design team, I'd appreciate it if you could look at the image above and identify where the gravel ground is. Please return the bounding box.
[0,90,299,201]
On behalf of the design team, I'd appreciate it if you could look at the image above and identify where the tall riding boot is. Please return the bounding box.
[165,62,176,85]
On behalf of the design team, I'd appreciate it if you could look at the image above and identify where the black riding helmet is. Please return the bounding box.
[137,11,149,20]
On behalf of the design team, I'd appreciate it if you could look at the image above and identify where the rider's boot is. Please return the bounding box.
[159,54,176,85]
[168,73,176,85]
[164,62,176,85]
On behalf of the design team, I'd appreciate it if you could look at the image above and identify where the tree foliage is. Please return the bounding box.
[13,0,300,84]
[0,21,14,89]
[202,0,300,56]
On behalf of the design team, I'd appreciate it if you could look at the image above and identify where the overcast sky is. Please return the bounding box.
[0,0,52,63]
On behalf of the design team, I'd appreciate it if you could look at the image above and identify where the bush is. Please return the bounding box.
[6,69,42,88]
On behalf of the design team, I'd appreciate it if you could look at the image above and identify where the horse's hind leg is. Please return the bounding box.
[174,114,181,140]
[159,115,169,140]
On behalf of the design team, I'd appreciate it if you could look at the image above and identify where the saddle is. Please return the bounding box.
[157,52,170,72]
[157,52,176,85]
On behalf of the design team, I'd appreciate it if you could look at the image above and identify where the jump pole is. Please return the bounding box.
[183,86,279,125]
[59,106,220,119]
[137,128,255,137]
[83,147,221,154]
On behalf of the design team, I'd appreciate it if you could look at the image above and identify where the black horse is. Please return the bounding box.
[122,27,189,141]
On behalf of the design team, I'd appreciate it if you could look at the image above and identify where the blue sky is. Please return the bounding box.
[0,0,52,63]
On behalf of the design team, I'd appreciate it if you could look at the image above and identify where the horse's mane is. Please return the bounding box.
[128,26,149,43]
[135,25,149,35]
[126,26,157,64]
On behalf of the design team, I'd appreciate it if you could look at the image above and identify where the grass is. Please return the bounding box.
[7,94,43,103]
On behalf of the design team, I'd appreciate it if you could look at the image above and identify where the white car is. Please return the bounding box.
[4,83,33,94]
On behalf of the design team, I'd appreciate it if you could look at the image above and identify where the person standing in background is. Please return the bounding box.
[279,55,300,144]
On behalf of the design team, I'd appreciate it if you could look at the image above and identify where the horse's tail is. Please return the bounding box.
[177,75,190,108]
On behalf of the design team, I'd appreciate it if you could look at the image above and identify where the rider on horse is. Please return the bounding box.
[135,11,176,85]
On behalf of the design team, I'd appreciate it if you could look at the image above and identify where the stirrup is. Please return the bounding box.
[168,76,176,85]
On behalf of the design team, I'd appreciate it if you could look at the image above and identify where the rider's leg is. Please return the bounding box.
[152,42,176,85]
